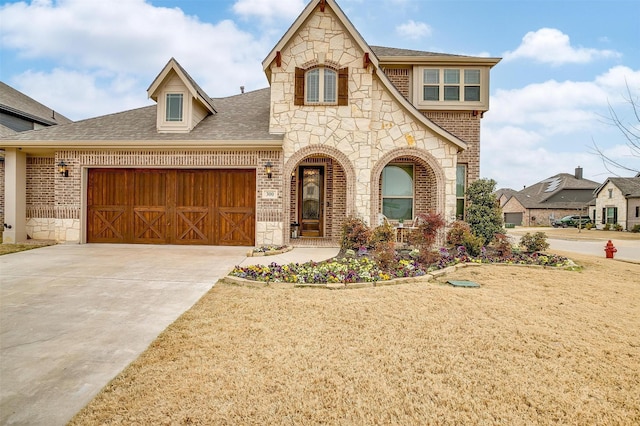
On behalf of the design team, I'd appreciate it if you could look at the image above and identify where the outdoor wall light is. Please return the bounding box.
[265,161,273,179]
[58,160,69,177]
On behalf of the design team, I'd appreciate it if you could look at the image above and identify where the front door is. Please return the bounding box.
[298,166,324,237]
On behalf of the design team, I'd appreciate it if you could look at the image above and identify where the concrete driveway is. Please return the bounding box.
[0,243,250,426]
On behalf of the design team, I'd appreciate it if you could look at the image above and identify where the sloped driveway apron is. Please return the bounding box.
[0,243,249,426]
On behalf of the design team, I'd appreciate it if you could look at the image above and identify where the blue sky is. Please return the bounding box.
[1,0,638,189]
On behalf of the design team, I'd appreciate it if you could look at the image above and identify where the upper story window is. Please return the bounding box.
[306,68,337,103]
[295,66,348,106]
[414,66,488,110]
[422,68,481,102]
[166,93,184,122]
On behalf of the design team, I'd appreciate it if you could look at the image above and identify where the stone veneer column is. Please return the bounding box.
[2,148,27,243]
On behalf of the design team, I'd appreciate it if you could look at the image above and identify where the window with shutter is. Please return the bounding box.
[294,66,348,106]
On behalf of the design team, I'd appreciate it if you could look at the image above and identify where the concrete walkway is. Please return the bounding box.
[0,244,337,426]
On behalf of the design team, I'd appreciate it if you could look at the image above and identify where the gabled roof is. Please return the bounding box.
[0,81,72,126]
[595,177,640,198]
[261,0,469,152]
[0,88,282,150]
[511,173,600,209]
[147,58,217,114]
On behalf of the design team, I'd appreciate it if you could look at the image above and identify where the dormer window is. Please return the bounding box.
[295,66,348,106]
[166,93,184,122]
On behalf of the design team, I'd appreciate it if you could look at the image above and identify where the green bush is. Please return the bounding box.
[466,178,503,245]
[520,231,550,253]
[461,232,484,257]
[631,224,640,233]
[340,217,371,251]
[613,223,623,231]
[603,223,611,231]
[585,222,594,230]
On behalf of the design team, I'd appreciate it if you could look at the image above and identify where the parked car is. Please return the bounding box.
[552,215,592,228]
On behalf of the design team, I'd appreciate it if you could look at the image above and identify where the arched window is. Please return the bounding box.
[295,66,348,106]
[382,164,414,220]
[305,68,337,103]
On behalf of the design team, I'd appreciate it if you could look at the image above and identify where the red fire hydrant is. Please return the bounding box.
[604,240,617,259]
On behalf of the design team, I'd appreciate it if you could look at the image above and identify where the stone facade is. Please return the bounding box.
[268,9,458,242]
[595,180,637,230]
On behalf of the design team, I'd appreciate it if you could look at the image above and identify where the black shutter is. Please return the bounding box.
[294,67,305,106]
[338,67,348,106]
[613,207,618,224]
[602,208,606,224]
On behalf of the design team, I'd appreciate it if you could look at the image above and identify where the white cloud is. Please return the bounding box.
[481,66,640,188]
[232,0,306,21]
[13,68,152,120]
[396,20,432,40]
[0,0,275,119]
[503,28,621,65]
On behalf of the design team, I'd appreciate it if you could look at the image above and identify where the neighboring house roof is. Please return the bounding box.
[0,88,282,149]
[370,46,500,66]
[147,58,217,114]
[510,173,600,209]
[0,81,72,126]
[595,177,640,199]
[261,0,498,152]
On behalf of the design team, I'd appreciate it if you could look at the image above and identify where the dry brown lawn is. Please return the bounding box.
[70,252,639,425]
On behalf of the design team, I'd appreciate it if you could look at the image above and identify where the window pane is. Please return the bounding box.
[423,69,439,84]
[324,69,336,103]
[464,69,481,84]
[423,86,439,101]
[464,86,480,101]
[444,86,459,101]
[444,69,460,84]
[382,165,413,196]
[456,165,466,197]
[166,93,183,121]
[383,198,413,221]
[306,69,319,103]
[456,199,465,220]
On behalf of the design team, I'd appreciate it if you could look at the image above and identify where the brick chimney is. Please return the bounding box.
[575,166,583,179]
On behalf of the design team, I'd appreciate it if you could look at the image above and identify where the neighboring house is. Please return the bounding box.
[0,82,72,233]
[501,167,599,226]
[495,188,518,209]
[0,0,500,246]
[593,176,640,231]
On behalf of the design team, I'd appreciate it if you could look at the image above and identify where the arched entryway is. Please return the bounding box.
[284,145,355,245]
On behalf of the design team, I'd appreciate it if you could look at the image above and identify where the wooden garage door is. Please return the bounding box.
[87,169,255,245]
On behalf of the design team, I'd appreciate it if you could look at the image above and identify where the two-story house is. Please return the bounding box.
[0,0,499,246]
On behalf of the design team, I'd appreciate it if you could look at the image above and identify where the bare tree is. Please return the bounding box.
[592,82,639,175]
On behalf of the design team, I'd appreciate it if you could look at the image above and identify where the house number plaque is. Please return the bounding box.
[262,189,278,199]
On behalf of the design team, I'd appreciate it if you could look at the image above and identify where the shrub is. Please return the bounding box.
[632,224,640,233]
[370,220,396,247]
[461,232,484,257]
[613,223,623,231]
[603,223,611,231]
[585,222,594,230]
[340,217,371,251]
[466,178,503,245]
[446,220,471,246]
[372,241,397,271]
[492,233,512,258]
[520,231,550,253]
[407,212,446,250]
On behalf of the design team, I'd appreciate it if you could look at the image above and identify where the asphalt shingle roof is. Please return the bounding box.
[510,173,600,209]
[0,88,280,143]
[0,82,72,126]
[370,46,464,58]
[604,177,640,198]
